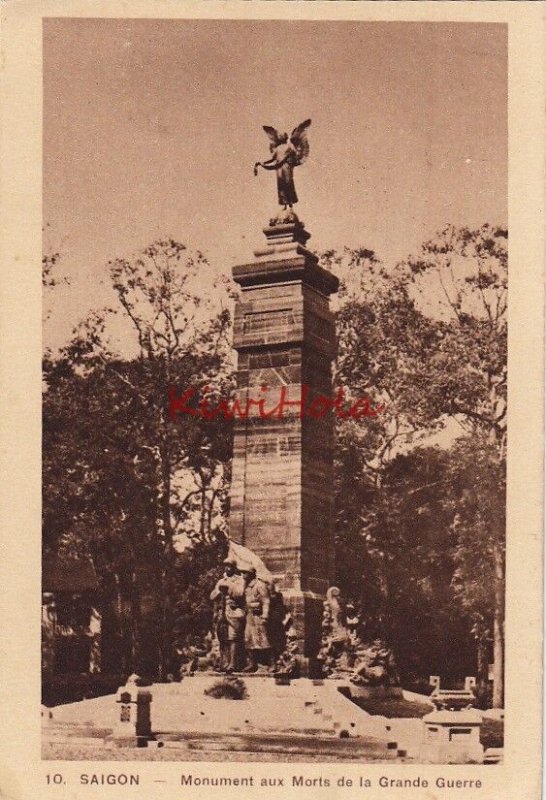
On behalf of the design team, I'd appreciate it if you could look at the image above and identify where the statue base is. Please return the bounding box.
[269,208,301,228]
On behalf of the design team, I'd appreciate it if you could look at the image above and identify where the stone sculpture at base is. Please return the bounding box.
[243,568,272,672]
[350,640,399,688]
[207,554,301,674]
[317,585,400,688]
[209,558,246,673]
[274,628,301,681]
[268,584,292,662]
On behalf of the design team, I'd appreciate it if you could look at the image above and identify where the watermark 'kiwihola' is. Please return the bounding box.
[169,385,385,422]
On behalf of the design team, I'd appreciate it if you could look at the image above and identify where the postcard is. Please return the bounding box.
[0,2,543,799]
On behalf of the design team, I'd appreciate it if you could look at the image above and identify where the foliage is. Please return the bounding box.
[335,444,476,680]
[480,718,504,749]
[324,247,442,473]
[42,673,129,707]
[42,239,234,678]
[399,224,507,451]
[42,226,506,697]
[445,434,505,705]
[43,249,69,324]
[172,535,228,657]
[447,435,505,619]
[42,251,61,288]
[204,676,248,700]
[327,225,506,695]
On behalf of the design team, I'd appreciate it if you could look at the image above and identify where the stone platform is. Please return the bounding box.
[44,676,403,760]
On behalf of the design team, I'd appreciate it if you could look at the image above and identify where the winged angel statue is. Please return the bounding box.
[254,119,311,209]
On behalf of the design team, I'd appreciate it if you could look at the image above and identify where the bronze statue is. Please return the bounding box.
[209,558,246,673]
[243,567,272,672]
[274,628,300,681]
[317,586,349,677]
[349,639,400,688]
[254,119,311,209]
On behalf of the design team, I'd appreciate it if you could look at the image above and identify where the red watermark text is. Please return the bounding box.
[169,385,384,421]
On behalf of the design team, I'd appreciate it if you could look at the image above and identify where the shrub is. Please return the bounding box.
[204,676,248,700]
[42,673,128,706]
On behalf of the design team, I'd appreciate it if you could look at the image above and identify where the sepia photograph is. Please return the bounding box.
[0,3,543,798]
[40,16,509,766]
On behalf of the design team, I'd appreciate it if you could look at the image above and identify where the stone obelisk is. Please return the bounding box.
[230,215,339,657]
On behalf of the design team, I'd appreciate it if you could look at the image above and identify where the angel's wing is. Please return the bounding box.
[290,119,311,165]
[263,125,281,153]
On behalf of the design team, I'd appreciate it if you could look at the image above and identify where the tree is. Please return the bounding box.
[400,224,507,705]
[446,434,505,706]
[105,241,233,675]
[326,225,507,453]
[326,225,507,702]
[322,246,446,479]
[400,224,507,455]
[43,352,169,673]
[335,438,475,682]
[325,246,450,647]
[43,238,234,677]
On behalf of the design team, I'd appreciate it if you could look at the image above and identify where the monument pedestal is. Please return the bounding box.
[231,219,339,658]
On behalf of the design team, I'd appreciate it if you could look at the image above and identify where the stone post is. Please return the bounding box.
[420,709,484,763]
[112,675,153,747]
[231,218,339,659]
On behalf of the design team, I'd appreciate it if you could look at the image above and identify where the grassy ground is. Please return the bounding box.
[348,696,504,749]
[349,696,433,718]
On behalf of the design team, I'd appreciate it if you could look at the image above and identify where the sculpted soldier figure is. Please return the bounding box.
[243,567,272,672]
[209,558,246,673]
[326,586,348,646]
[254,119,311,210]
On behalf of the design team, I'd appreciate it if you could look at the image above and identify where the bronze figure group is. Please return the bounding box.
[210,558,288,674]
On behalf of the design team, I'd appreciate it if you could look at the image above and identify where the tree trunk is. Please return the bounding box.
[207,489,218,544]
[113,572,128,674]
[200,487,207,540]
[130,569,143,673]
[157,442,174,681]
[475,626,490,707]
[492,544,504,708]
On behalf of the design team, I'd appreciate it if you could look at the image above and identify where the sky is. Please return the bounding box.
[43,18,507,352]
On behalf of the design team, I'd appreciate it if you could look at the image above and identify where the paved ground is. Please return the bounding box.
[48,676,395,740]
[42,742,409,762]
[43,676,408,762]
[44,678,501,762]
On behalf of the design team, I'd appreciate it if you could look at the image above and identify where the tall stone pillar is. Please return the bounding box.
[230,218,339,658]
